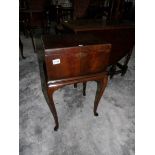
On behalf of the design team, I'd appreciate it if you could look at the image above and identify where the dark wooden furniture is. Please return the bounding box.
[19,0,49,31]
[49,5,73,23]
[49,4,74,35]
[19,37,26,59]
[72,0,126,21]
[19,0,50,52]
[41,34,111,131]
[108,0,125,22]
[62,19,135,77]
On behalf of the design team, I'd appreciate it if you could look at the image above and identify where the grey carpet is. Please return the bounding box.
[19,35,135,155]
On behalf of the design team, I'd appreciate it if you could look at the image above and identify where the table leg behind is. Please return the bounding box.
[74,83,77,88]
[121,49,133,76]
[83,82,86,96]
[19,37,26,59]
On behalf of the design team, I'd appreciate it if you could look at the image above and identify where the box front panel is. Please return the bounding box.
[80,44,111,75]
[45,47,81,80]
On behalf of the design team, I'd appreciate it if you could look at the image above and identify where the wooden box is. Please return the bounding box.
[42,34,111,81]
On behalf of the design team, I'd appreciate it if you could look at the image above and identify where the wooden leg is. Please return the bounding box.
[121,65,128,76]
[74,83,77,88]
[83,82,86,96]
[19,38,26,59]
[94,75,108,116]
[29,30,36,53]
[109,65,116,79]
[121,49,132,76]
[47,88,59,131]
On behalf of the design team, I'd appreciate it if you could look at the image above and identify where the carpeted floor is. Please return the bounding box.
[19,35,135,155]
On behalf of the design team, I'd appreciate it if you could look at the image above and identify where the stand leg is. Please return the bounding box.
[121,65,128,76]
[74,83,77,88]
[29,29,36,53]
[109,65,116,79]
[19,38,26,59]
[94,75,108,116]
[83,82,86,96]
[121,49,132,76]
[47,88,59,131]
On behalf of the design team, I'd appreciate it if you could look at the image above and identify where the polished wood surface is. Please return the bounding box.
[42,34,111,130]
[62,19,134,32]
[45,44,110,81]
[43,34,111,80]
[42,33,108,49]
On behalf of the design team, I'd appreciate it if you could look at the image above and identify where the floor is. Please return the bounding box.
[19,35,135,155]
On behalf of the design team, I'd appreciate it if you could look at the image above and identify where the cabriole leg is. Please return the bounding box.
[47,88,59,131]
[94,75,108,116]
